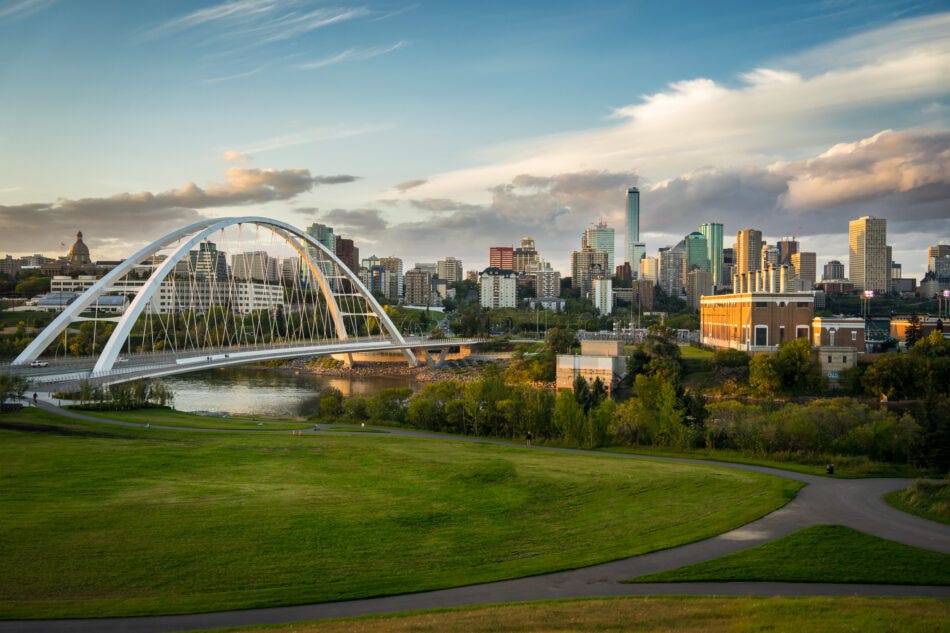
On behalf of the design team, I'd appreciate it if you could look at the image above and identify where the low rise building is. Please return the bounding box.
[701,289,814,351]
[811,316,866,382]
[556,340,627,395]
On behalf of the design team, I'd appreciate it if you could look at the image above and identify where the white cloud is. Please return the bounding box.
[0,0,55,20]
[405,13,950,203]
[297,41,408,70]
[230,123,392,154]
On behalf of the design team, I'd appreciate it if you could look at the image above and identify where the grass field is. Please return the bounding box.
[85,408,311,430]
[630,525,950,585]
[886,480,950,525]
[601,444,917,477]
[0,408,797,619]
[206,597,950,633]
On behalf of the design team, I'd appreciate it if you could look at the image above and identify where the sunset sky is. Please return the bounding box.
[1,0,947,279]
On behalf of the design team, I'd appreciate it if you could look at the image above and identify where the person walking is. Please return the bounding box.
[526,431,532,447]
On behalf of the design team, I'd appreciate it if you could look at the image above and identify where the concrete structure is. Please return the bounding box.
[593,278,613,315]
[700,291,814,351]
[571,246,608,295]
[379,256,404,298]
[403,268,432,306]
[556,339,626,394]
[686,268,713,311]
[639,256,658,284]
[51,275,98,294]
[761,244,779,270]
[513,237,539,274]
[231,251,279,283]
[624,187,641,267]
[777,238,799,267]
[791,252,816,291]
[684,232,709,277]
[189,241,228,281]
[584,220,615,273]
[735,228,763,275]
[334,237,359,274]
[531,265,561,298]
[436,257,463,283]
[700,222,723,287]
[66,231,92,267]
[479,267,517,309]
[489,246,514,271]
[823,260,846,281]
[658,249,683,297]
[849,216,888,293]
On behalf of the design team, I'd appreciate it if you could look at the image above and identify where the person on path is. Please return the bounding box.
[32,393,37,405]
[526,431,532,447]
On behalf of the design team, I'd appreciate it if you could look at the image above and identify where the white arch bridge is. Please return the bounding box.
[7,217,481,388]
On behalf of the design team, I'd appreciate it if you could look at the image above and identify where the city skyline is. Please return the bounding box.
[0,2,948,280]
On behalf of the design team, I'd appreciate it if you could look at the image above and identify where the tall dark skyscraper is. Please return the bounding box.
[625,187,645,270]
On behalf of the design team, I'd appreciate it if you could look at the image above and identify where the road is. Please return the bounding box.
[1,400,947,633]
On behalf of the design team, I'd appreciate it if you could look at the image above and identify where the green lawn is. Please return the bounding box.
[886,479,950,525]
[0,408,797,619]
[630,525,950,585]
[219,597,950,633]
[601,444,918,477]
[84,408,310,430]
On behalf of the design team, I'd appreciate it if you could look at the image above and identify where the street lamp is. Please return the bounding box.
[861,290,874,320]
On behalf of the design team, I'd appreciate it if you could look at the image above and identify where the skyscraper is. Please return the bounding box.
[777,238,799,266]
[823,260,845,281]
[849,216,888,293]
[624,187,645,269]
[735,229,763,275]
[699,222,723,287]
[489,246,514,271]
[684,231,710,276]
[379,256,404,298]
[790,252,816,291]
[571,246,608,295]
[436,256,463,283]
[304,222,335,288]
[583,220,615,272]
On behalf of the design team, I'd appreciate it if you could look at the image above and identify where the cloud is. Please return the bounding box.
[0,0,55,20]
[645,128,950,237]
[222,150,252,164]
[297,41,408,70]
[329,128,950,274]
[203,66,264,84]
[407,12,950,203]
[0,166,356,255]
[394,178,427,192]
[319,208,389,234]
[231,123,390,154]
[313,175,360,185]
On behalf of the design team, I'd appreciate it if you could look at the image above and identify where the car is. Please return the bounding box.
[116,357,129,363]
[30,360,49,367]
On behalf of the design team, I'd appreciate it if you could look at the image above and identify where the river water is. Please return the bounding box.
[162,367,418,418]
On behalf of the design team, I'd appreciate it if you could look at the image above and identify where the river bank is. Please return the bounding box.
[282,357,488,383]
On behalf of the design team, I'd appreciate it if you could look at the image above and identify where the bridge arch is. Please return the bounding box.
[13,217,416,371]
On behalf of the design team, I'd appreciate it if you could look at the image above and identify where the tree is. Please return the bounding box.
[905,314,923,348]
[773,339,823,394]
[748,354,780,399]
[553,390,586,445]
[545,327,577,354]
[317,387,344,418]
[14,276,50,298]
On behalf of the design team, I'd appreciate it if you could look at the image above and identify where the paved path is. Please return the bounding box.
[2,401,948,633]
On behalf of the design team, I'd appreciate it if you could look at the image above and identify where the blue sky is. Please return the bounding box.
[0,0,947,279]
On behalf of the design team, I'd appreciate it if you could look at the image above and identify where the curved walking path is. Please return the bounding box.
[2,400,948,633]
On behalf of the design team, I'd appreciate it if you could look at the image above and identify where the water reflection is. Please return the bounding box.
[162,367,417,418]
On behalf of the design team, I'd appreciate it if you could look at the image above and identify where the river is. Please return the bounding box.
[162,367,418,418]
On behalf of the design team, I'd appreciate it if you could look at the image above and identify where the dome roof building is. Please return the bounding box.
[67,231,91,267]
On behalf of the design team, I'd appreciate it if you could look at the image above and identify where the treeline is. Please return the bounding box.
[313,325,948,472]
[69,379,174,411]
